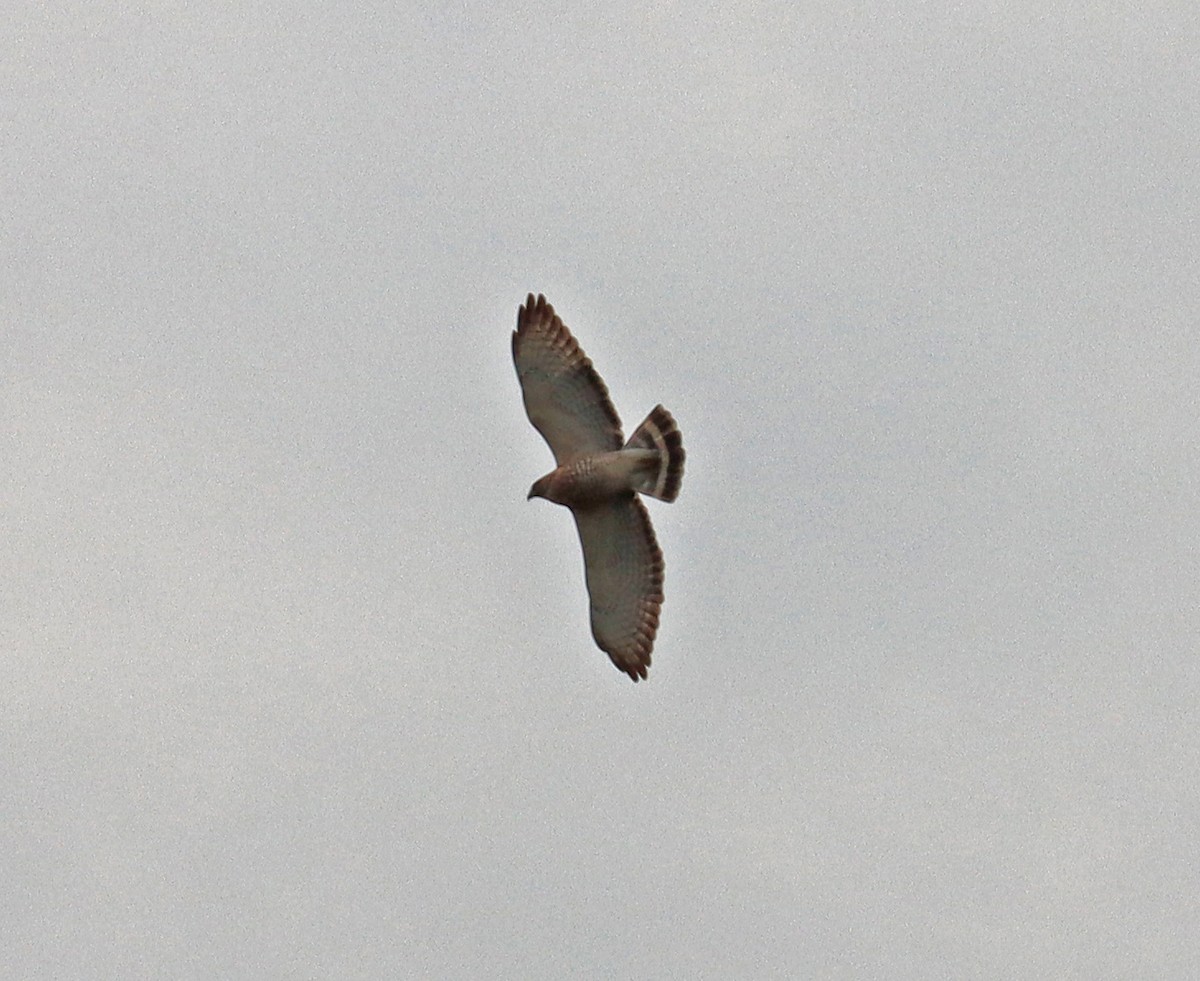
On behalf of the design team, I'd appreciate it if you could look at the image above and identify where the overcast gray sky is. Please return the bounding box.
[4,2,1199,978]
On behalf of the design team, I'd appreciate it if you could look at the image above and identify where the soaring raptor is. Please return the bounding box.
[512,293,685,681]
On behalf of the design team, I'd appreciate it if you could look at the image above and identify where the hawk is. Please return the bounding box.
[512,293,685,681]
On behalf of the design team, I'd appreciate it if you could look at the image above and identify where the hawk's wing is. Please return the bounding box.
[571,495,665,681]
[512,293,623,465]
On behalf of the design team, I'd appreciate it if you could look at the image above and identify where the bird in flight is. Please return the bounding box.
[512,293,685,681]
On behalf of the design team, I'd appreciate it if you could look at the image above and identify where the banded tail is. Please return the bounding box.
[625,405,685,502]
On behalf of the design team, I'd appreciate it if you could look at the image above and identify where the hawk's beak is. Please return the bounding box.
[526,488,535,500]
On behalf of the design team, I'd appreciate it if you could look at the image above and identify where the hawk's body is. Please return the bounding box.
[513,293,684,681]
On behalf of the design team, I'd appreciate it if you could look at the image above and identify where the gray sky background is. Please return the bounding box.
[4,2,1199,977]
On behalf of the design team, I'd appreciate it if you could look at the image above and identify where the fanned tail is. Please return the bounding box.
[625,405,685,502]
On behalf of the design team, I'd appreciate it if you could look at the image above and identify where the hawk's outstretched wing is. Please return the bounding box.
[571,495,664,681]
[512,293,623,464]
